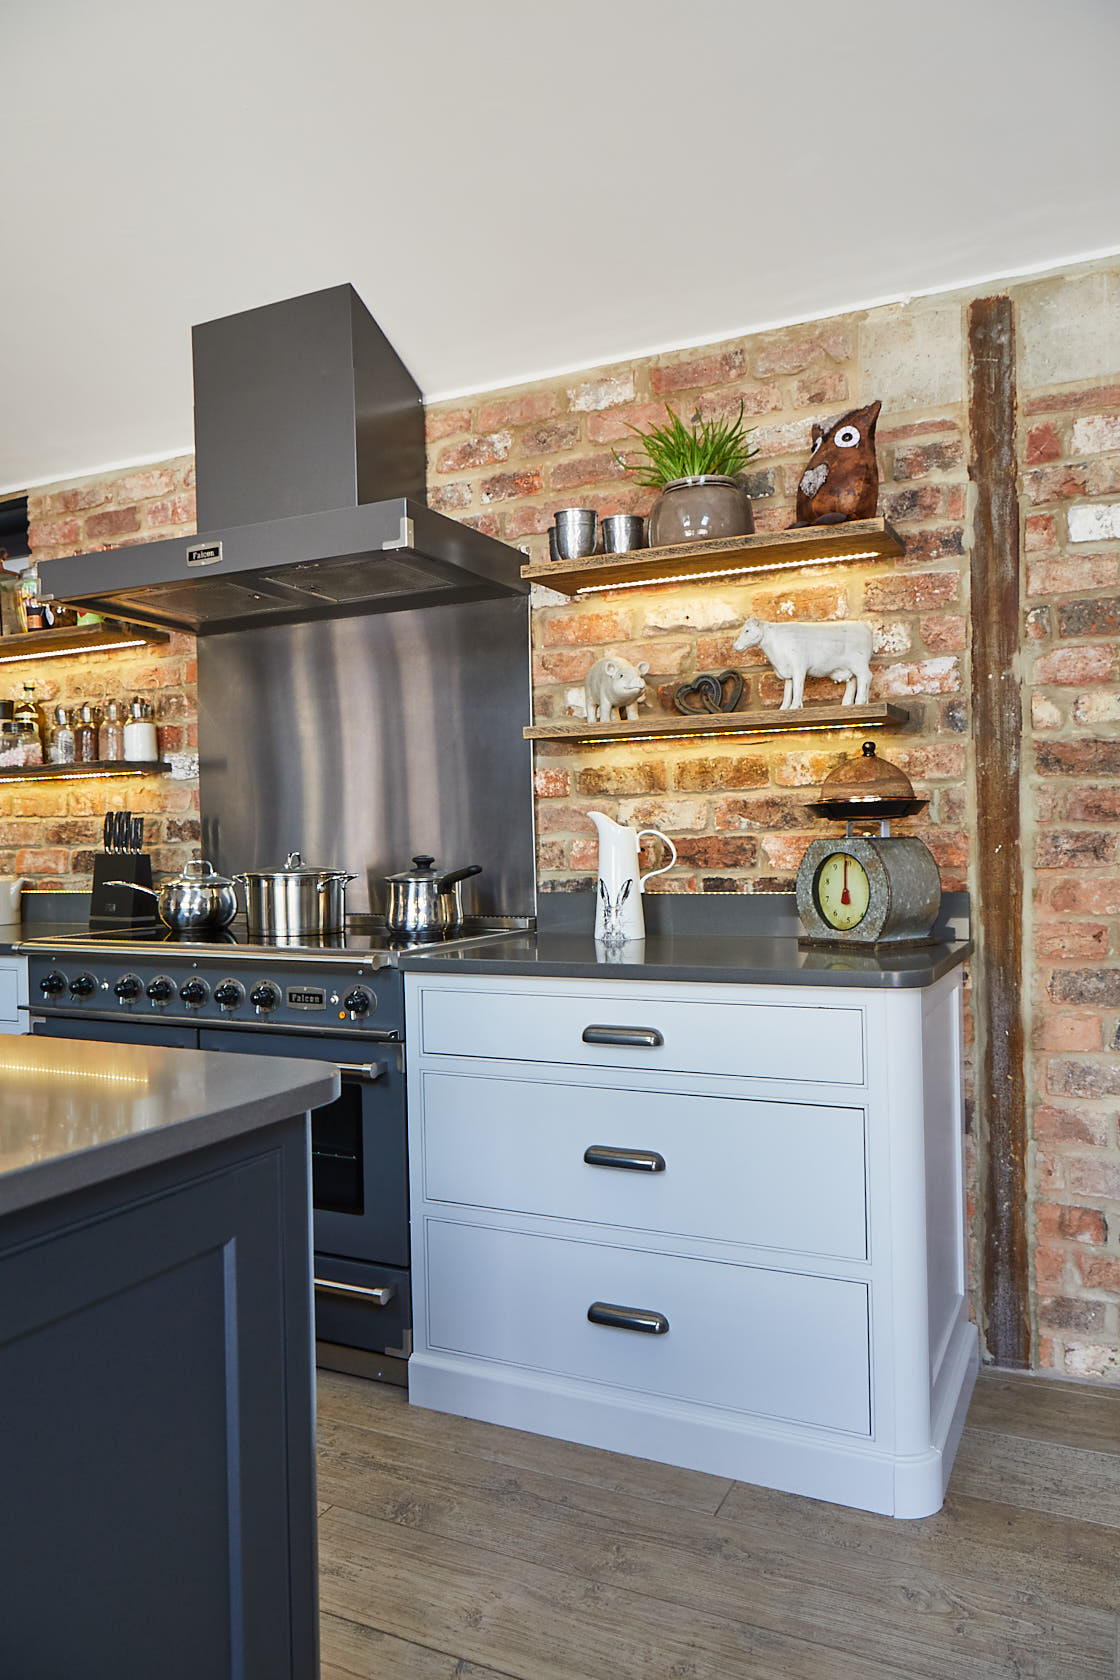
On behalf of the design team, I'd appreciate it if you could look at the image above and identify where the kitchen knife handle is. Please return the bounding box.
[103,812,113,853]
[587,1301,669,1335]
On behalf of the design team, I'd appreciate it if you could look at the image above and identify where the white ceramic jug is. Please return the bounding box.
[0,875,27,928]
[588,811,677,942]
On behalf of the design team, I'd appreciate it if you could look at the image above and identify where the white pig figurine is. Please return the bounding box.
[584,655,649,722]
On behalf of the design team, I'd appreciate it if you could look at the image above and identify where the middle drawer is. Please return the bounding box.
[418,1070,868,1261]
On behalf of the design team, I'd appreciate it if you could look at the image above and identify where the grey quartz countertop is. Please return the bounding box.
[398,930,972,988]
[0,1036,339,1219]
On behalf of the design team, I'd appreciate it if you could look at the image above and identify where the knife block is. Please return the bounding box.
[89,853,158,928]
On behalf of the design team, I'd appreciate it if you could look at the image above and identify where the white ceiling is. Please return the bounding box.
[3,0,1119,496]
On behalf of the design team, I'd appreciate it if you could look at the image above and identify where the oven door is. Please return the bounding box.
[196,1029,408,1268]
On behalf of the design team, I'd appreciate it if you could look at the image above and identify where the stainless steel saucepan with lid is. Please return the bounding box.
[238,851,356,938]
[385,855,483,938]
[105,858,239,933]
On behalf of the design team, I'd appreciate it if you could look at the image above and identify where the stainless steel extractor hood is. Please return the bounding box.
[37,285,527,635]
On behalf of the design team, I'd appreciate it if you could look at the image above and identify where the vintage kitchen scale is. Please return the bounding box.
[796,742,942,947]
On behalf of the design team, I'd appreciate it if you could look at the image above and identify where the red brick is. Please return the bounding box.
[549,453,626,491]
[503,504,553,539]
[85,506,141,540]
[1047,1059,1120,1100]
[577,763,666,797]
[1057,597,1120,637]
[586,402,668,445]
[15,847,68,874]
[773,751,848,788]
[428,481,472,513]
[1034,922,1111,961]
[674,756,769,792]
[1025,423,1062,465]
[112,468,177,502]
[535,648,599,684]
[901,527,965,562]
[533,767,570,799]
[920,614,967,653]
[435,434,510,473]
[518,421,581,456]
[536,840,566,871]
[424,406,471,441]
[567,376,635,414]
[878,418,961,444]
[1036,740,1120,777]
[459,513,500,538]
[480,469,542,503]
[1025,514,1059,554]
[1032,1014,1104,1051]
[1035,1245,1067,1290]
[1048,879,1120,914]
[1036,1202,1109,1244]
[535,803,597,836]
[1033,645,1115,685]
[1022,463,1091,504]
[760,834,815,871]
[1068,1157,1120,1200]
[1024,382,1120,416]
[476,392,560,430]
[672,835,760,869]
[875,657,961,697]
[893,439,966,479]
[1049,968,1120,1006]
[1036,831,1118,868]
[792,372,848,408]
[145,494,195,528]
[881,484,948,522]
[694,385,784,421]
[1027,555,1120,597]
[864,571,959,611]
[1038,1297,1106,1332]
[713,796,813,832]
[541,609,630,647]
[651,349,745,395]
[750,328,852,378]
[1075,1253,1120,1292]
[750,584,849,621]
[30,514,81,549]
[1085,457,1120,496]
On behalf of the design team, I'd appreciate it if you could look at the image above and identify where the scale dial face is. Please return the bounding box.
[814,853,871,931]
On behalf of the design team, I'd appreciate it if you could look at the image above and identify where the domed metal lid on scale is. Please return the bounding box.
[807,741,928,827]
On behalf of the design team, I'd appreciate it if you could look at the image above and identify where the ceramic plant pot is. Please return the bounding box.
[647,475,755,547]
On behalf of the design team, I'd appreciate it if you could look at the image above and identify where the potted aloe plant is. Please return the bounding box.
[615,401,759,547]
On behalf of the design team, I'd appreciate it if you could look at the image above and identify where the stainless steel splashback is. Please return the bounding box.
[198,594,535,916]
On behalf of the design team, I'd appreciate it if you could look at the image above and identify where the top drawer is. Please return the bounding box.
[417,984,865,1086]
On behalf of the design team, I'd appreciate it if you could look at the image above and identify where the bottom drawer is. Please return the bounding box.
[423,1220,870,1436]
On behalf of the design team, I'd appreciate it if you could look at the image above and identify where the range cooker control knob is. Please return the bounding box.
[250,981,281,1013]
[114,974,143,1002]
[39,971,67,996]
[179,978,209,1007]
[69,973,97,998]
[342,987,373,1017]
[215,980,245,1011]
[146,977,174,1004]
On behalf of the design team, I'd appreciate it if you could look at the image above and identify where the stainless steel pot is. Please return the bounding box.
[237,851,355,938]
[385,855,483,938]
[106,859,239,933]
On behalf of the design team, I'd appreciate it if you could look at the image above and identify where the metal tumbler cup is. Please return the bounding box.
[552,508,599,559]
[601,514,645,553]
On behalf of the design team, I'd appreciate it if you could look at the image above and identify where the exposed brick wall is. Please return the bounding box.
[1021,376,1120,1383]
[10,459,200,886]
[6,261,1118,1383]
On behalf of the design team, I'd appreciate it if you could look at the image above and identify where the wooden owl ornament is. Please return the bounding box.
[793,399,882,526]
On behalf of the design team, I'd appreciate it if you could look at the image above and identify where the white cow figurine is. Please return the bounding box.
[584,655,650,722]
[733,617,873,710]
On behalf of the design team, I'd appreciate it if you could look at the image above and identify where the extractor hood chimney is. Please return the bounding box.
[37,285,526,635]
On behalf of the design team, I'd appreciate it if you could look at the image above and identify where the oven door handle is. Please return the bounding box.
[332,1061,386,1082]
[314,1277,396,1307]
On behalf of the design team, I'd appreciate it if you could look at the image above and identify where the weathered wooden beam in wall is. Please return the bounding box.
[968,295,1030,1369]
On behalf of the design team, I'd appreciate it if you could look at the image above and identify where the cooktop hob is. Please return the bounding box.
[21,918,524,968]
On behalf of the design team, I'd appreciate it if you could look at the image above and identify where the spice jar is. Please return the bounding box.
[74,702,99,763]
[98,700,124,762]
[123,696,157,762]
[48,707,75,765]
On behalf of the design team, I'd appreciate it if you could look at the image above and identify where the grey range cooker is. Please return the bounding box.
[23,918,520,1386]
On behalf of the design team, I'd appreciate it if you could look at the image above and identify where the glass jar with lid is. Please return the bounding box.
[98,700,125,761]
[48,707,76,765]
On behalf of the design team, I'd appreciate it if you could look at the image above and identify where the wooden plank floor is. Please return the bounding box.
[316,1368,1120,1680]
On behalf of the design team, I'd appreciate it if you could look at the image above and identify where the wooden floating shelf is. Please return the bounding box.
[0,760,170,783]
[524,703,910,745]
[521,517,904,596]
[0,624,169,664]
